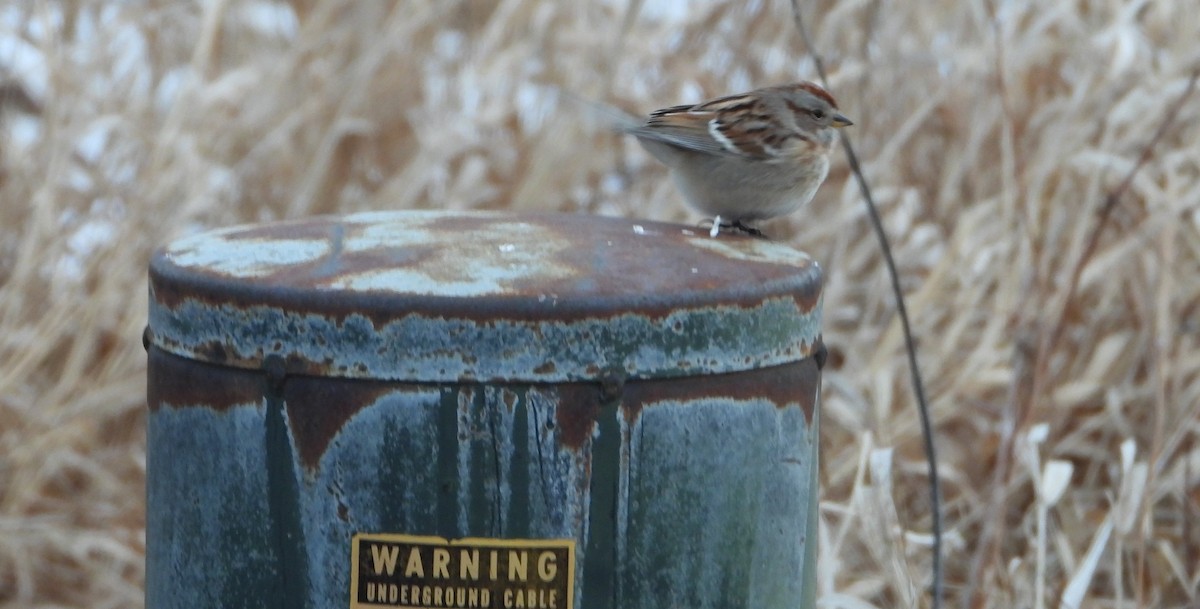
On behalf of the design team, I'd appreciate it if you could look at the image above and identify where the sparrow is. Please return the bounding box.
[620,82,852,237]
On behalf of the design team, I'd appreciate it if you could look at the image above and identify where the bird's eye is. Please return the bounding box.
[810,109,826,120]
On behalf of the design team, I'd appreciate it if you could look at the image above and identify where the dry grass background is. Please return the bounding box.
[0,0,1198,607]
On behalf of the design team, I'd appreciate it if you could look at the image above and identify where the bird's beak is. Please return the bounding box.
[832,113,853,128]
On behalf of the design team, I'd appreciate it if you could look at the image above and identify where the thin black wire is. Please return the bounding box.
[789,3,943,608]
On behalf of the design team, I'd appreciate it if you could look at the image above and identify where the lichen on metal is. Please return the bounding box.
[148,211,823,383]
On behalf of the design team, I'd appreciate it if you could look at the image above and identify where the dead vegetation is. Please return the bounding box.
[1,1,1198,607]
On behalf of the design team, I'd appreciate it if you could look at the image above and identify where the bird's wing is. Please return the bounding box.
[626,104,745,157]
[630,94,780,160]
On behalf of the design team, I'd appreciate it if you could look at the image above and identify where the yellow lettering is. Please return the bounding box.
[366,583,401,603]
[508,551,528,581]
[434,586,443,606]
[537,552,557,582]
[405,548,425,578]
[371,544,400,576]
[433,548,450,578]
[490,550,499,580]
[506,588,555,609]
[461,549,479,580]
[422,586,432,605]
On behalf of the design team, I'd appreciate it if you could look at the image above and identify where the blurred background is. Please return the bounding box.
[1,1,1198,607]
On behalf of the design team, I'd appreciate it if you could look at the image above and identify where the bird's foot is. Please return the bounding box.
[730,221,765,238]
[700,216,766,238]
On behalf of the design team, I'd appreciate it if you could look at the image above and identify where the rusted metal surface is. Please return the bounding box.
[616,360,820,608]
[148,211,822,383]
[146,211,823,609]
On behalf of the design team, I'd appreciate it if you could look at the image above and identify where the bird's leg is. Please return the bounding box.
[708,215,722,238]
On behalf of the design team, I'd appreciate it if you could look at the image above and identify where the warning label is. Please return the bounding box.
[350,534,575,609]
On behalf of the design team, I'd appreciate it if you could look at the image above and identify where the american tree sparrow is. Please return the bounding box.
[621,82,852,237]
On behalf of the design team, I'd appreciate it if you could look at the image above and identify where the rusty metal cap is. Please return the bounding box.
[148,211,823,382]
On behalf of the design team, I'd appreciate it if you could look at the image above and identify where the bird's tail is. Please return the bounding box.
[557,89,643,134]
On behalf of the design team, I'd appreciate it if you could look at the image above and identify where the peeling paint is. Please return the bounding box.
[148,212,822,382]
